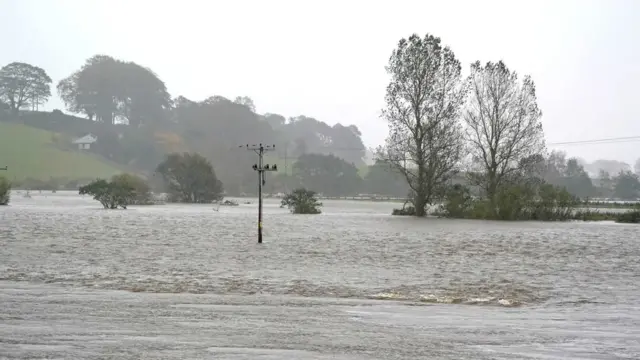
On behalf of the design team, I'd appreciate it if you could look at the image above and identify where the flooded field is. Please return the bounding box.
[1,191,639,359]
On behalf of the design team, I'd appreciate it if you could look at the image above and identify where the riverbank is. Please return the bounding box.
[393,205,640,223]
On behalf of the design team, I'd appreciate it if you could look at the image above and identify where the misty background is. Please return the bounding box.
[2,0,639,169]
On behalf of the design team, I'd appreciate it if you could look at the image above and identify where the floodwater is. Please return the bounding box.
[1,191,639,359]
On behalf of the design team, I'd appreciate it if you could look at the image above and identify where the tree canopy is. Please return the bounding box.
[78,174,150,209]
[281,188,322,214]
[292,153,362,196]
[612,171,640,200]
[57,55,171,126]
[377,33,466,216]
[4,51,635,207]
[2,55,371,190]
[0,62,52,112]
[364,160,410,198]
[155,152,224,203]
[463,60,545,211]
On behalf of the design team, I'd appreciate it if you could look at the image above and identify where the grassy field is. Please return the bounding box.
[0,122,124,181]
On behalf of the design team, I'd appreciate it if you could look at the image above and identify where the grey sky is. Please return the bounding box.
[2,0,639,164]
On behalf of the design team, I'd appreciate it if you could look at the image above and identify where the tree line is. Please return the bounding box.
[1,39,639,214]
[79,152,223,208]
[377,33,640,219]
[0,57,367,195]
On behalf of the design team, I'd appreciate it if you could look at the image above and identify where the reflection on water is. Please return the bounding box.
[1,191,639,359]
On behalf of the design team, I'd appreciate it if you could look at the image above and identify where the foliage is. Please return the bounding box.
[171,95,276,194]
[439,184,474,218]
[3,55,370,192]
[463,60,545,213]
[0,176,11,205]
[79,174,151,209]
[0,62,52,112]
[111,173,153,205]
[612,171,640,200]
[234,96,256,112]
[635,158,640,176]
[281,188,322,214]
[542,151,595,199]
[377,33,466,217]
[154,131,185,153]
[584,159,632,176]
[79,177,132,209]
[615,210,640,224]
[276,116,366,167]
[292,153,362,197]
[363,160,410,197]
[438,182,578,221]
[0,122,123,181]
[57,55,171,126]
[155,152,224,203]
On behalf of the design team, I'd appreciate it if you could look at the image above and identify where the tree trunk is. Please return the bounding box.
[414,194,427,217]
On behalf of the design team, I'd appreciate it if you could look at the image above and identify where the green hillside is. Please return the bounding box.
[0,122,123,181]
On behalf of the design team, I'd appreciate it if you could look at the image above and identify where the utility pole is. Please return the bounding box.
[241,144,277,244]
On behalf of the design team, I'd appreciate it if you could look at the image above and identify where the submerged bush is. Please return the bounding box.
[79,173,152,209]
[615,210,640,224]
[0,176,10,205]
[392,206,416,216]
[281,188,322,214]
[437,183,579,221]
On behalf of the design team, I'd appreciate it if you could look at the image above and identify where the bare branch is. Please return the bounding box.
[462,61,545,201]
[378,34,466,216]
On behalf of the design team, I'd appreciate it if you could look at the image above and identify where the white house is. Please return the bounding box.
[72,133,97,150]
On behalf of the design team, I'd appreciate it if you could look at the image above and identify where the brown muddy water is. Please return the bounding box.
[1,191,639,359]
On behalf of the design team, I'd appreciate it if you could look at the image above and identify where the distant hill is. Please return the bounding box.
[0,122,124,181]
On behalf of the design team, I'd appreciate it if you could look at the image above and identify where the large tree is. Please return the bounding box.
[155,152,224,203]
[463,60,544,208]
[57,55,171,126]
[278,116,366,166]
[561,158,595,199]
[0,62,52,112]
[293,153,362,196]
[364,160,410,197]
[171,95,277,195]
[612,171,640,200]
[377,33,466,216]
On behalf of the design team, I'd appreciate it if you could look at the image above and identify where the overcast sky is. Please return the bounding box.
[2,0,639,164]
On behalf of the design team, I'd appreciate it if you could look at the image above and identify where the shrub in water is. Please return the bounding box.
[281,188,322,214]
[0,176,10,205]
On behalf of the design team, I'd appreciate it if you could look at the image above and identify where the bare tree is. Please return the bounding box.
[463,61,545,207]
[377,34,466,216]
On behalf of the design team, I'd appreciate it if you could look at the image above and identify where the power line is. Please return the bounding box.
[258,135,640,153]
[228,135,640,168]
[548,136,640,146]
